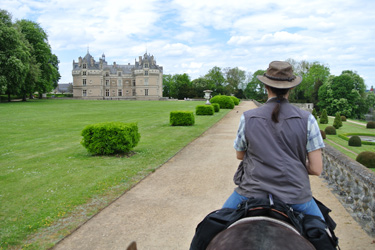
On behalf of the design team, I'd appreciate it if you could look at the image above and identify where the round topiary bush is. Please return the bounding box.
[81,122,140,155]
[210,95,235,109]
[356,151,375,168]
[212,103,220,112]
[366,121,375,129]
[324,126,336,135]
[230,96,240,105]
[196,105,214,115]
[320,130,326,139]
[170,111,195,126]
[341,116,346,121]
[348,135,362,147]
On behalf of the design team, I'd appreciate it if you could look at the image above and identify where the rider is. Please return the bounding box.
[223,61,325,221]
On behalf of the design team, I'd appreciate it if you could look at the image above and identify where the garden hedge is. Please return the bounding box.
[210,95,235,109]
[338,133,375,146]
[81,122,140,155]
[170,111,195,126]
[367,121,375,129]
[230,96,240,105]
[212,103,220,112]
[348,135,362,147]
[325,126,336,135]
[356,151,375,168]
[196,105,214,115]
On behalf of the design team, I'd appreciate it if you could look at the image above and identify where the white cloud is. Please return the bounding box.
[0,0,374,87]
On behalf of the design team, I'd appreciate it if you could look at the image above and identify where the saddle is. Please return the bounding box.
[190,194,339,250]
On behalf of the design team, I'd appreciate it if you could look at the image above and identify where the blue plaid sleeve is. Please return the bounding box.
[234,114,247,151]
[307,114,325,152]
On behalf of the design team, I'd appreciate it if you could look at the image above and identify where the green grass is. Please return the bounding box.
[318,117,375,161]
[0,99,230,249]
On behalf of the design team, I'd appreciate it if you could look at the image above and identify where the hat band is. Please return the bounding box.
[264,73,296,82]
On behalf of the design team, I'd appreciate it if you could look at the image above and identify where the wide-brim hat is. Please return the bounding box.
[257,61,302,89]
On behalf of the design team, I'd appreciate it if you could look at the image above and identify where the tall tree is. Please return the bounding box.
[16,19,60,98]
[204,66,226,95]
[224,67,246,97]
[244,70,267,101]
[0,10,30,101]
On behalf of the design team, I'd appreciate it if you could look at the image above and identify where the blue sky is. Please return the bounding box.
[1,0,375,89]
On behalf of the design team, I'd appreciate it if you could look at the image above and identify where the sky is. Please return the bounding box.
[1,0,375,89]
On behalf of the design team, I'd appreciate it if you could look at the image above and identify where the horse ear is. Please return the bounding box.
[127,241,137,250]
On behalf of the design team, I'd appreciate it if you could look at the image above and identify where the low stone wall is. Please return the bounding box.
[322,144,375,236]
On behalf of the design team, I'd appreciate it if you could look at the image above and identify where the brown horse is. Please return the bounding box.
[207,216,315,250]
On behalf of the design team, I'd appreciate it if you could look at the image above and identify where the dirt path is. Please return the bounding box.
[53,101,374,250]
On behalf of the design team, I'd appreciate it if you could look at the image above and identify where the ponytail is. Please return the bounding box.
[270,87,290,123]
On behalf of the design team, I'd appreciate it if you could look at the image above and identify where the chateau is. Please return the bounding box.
[72,52,163,100]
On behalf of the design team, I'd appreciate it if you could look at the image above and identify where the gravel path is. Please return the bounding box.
[53,101,375,250]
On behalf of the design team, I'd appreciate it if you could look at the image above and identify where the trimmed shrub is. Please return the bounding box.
[356,151,375,168]
[312,109,318,120]
[366,121,375,129]
[320,109,328,124]
[212,103,220,112]
[320,130,326,139]
[341,116,346,121]
[333,112,343,129]
[348,135,362,147]
[230,96,240,105]
[81,122,140,155]
[170,111,195,126]
[210,95,235,109]
[196,105,214,115]
[324,126,336,135]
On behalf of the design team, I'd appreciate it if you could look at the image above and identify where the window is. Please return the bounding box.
[83,64,87,69]
[83,71,87,75]
[118,72,122,76]
[132,79,136,86]
[106,89,110,96]
[105,80,109,86]
[118,89,122,96]
[145,70,148,76]
[105,72,109,77]
[118,79,122,86]
[83,79,86,86]
[132,89,136,96]
[82,89,87,96]
[144,63,149,68]
[145,89,149,96]
[144,78,149,85]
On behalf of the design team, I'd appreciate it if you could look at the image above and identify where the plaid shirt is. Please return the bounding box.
[234,113,324,152]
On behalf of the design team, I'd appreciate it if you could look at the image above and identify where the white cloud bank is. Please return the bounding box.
[1,0,374,87]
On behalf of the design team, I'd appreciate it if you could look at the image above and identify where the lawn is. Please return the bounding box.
[318,117,375,161]
[0,99,230,249]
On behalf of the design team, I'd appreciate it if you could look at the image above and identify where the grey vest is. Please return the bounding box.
[235,99,312,204]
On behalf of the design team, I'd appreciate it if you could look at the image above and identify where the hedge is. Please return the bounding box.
[356,151,375,168]
[212,103,220,112]
[170,111,195,126]
[196,105,214,115]
[230,96,240,105]
[81,122,140,155]
[210,95,235,109]
[338,133,375,146]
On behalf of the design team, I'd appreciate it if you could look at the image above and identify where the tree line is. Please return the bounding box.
[0,9,60,102]
[163,59,374,119]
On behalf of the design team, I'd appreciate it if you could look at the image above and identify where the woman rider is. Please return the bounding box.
[223,61,325,220]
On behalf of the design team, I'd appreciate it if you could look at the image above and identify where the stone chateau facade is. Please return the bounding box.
[72,52,163,100]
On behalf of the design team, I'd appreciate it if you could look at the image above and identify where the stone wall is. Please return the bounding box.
[322,144,375,236]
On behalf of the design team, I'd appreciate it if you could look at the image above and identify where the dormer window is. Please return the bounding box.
[83,71,86,75]
[145,70,149,76]
[83,64,87,69]
[118,72,122,76]
[105,72,109,77]
[144,63,149,68]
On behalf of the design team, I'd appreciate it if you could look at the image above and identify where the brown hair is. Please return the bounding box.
[270,87,290,123]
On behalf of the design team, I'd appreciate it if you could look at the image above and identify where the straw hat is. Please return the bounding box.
[256,61,302,89]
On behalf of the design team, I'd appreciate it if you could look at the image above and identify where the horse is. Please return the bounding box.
[206,216,315,250]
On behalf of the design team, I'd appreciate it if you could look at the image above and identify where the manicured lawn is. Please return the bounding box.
[318,117,375,161]
[0,99,230,249]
